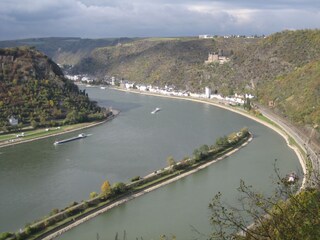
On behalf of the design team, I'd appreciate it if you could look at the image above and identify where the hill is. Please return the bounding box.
[0,37,135,66]
[258,60,320,127]
[70,31,320,93]
[72,31,320,127]
[0,47,105,130]
[1,31,319,139]
[71,37,259,92]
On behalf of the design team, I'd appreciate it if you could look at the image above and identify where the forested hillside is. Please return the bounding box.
[258,60,320,126]
[0,47,105,130]
[69,30,320,94]
[1,30,319,137]
[71,30,320,132]
[71,37,259,92]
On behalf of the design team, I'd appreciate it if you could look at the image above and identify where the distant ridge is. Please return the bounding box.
[0,37,136,66]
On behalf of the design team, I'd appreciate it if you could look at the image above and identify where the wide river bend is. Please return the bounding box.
[0,87,301,239]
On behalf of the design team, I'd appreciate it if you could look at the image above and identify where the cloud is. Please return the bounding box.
[0,0,319,40]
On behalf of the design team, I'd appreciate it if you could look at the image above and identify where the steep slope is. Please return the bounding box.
[71,30,320,94]
[232,30,320,88]
[258,61,320,126]
[72,37,259,91]
[0,47,104,130]
[72,38,214,87]
[199,30,320,94]
[70,30,320,140]
[2,31,319,137]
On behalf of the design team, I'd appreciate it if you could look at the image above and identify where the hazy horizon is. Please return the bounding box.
[0,0,319,41]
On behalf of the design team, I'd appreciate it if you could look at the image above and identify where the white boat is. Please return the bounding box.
[151,108,161,114]
[100,86,106,90]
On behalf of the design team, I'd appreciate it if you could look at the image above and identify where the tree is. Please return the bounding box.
[24,226,32,235]
[215,136,229,148]
[65,110,79,124]
[111,182,127,196]
[208,164,320,240]
[166,156,176,168]
[0,232,12,240]
[243,98,252,111]
[199,144,210,156]
[193,148,202,162]
[90,192,98,199]
[49,208,59,216]
[101,180,111,196]
[31,120,38,129]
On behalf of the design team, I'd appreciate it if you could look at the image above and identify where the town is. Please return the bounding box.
[65,74,255,106]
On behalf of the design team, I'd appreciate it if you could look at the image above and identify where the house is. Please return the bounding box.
[205,87,211,98]
[111,77,116,86]
[269,101,275,107]
[9,116,18,126]
[199,35,214,39]
[137,85,148,91]
[125,82,136,89]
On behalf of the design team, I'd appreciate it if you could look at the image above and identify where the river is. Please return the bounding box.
[0,87,301,239]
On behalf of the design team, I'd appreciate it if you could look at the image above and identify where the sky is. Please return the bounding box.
[0,0,320,40]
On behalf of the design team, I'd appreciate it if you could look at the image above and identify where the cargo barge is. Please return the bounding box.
[54,133,86,145]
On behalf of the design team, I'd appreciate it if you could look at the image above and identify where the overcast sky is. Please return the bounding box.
[0,0,319,40]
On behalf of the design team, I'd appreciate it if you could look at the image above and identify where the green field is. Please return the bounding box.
[0,122,101,147]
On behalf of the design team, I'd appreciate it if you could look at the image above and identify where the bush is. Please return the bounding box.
[30,120,38,129]
[44,218,55,227]
[68,202,78,208]
[174,161,190,170]
[49,208,59,216]
[90,192,98,199]
[0,232,13,240]
[130,176,141,182]
[24,227,32,235]
[111,182,128,196]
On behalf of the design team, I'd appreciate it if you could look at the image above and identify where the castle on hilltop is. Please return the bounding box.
[205,49,230,64]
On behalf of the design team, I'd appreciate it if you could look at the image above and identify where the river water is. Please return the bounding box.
[0,87,301,239]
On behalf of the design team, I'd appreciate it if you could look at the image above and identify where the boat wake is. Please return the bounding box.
[151,107,161,114]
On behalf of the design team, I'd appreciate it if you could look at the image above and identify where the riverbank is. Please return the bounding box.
[0,110,120,149]
[37,131,252,240]
[111,87,307,187]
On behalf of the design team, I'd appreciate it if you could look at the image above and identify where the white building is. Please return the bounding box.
[137,85,148,91]
[210,94,224,100]
[205,87,211,98]
[199,35,214,39]
[65,75,79,81]
[81,76,94,83]
[245,94,255,99]
[111,77,116,86]
[9,116,18,126]
[125,82,135,89]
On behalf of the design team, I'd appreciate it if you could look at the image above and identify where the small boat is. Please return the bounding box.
[151,108,161,114]
[282,172,299,185]
[54,133,86,145]
[100,86,106,90]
